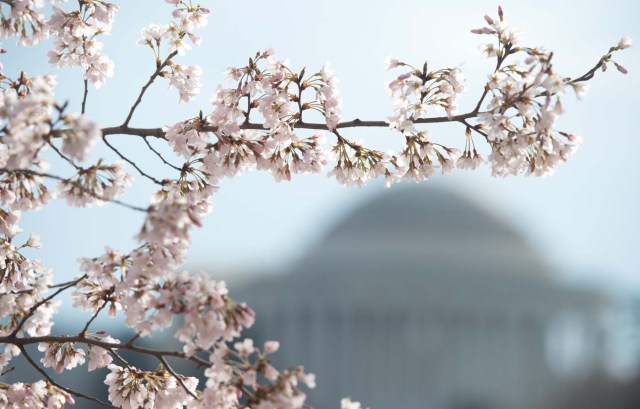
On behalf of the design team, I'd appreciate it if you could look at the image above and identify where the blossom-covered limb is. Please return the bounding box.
[16,344,114,408]
[0,168,146,212]
[10,275,86,338]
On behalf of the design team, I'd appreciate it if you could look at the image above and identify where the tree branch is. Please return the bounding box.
[0,168,148,212]
[17,344,115,408]
[1,335,211,368]
[101,111,482,139]
[122,51,178,127]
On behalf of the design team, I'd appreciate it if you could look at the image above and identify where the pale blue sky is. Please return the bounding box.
[6,0,640,293]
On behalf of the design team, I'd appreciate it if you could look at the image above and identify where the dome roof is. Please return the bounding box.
[238,185,560,309]
[298,185,551,278]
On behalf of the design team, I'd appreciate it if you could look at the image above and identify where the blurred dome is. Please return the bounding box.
[243,185,561,311]
[303,185,551,278]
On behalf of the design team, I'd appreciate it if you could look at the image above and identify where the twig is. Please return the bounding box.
[142,136,182,171]
[78,296,110,337]
[472,44,512,114]
[0,366,15,376]
[46,140,82,170]
[109,349,132,368]
[570,57,607,83]
[49,277,88,288]
[159,356,198,400]
[126,332,141,346]
[11,275,86,337]
[122,51,178,127]
[102,126,166,138]
[81,79,88,114]
[102,135,163,185]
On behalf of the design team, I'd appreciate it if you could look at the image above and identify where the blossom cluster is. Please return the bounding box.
[105,364,198,409]
[471,9,631,177]
[0,0,49,46]
[386,58,466,131]
[47,1,119,88]
[162,50,338,184]
[137,0,210,104]
[0,222,58,374]
[60,160,132,207]
[194,339,316,409]
[0,381,74,408]
[0,71,129,209]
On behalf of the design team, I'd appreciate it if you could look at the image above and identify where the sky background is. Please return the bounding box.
[6,0,640,295]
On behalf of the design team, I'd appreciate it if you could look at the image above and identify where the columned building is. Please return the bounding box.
[236,186,603,409]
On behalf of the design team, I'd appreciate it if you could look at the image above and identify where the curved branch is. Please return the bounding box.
[122,51,178,127]
[158,356,198,400]
[101,135,163,185]
[11,275,86,337]
[142,136,182,171]
[17,344,115,408]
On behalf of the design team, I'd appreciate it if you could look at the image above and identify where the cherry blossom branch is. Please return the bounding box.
[16,344,115,408]
[0,3,631,408]
[122,51,178,127]
[10,275,86,337]
[0,168,148,212]
[0,335,211,368]
[100,112,480,140]
[472,43,513,114]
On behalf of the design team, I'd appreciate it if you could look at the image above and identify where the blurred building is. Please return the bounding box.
[236,186,605,409]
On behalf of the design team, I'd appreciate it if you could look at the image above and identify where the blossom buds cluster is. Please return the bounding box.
[0,230,58,377]
[396,131,460,181]
[162,50,334,184]
[196,339,315,408]
[471,6,522,49]
[105,364,198,409]
[386,59,466,131]
[0,0,49,46]
[60,160,133,207]
[328,137,389,187]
